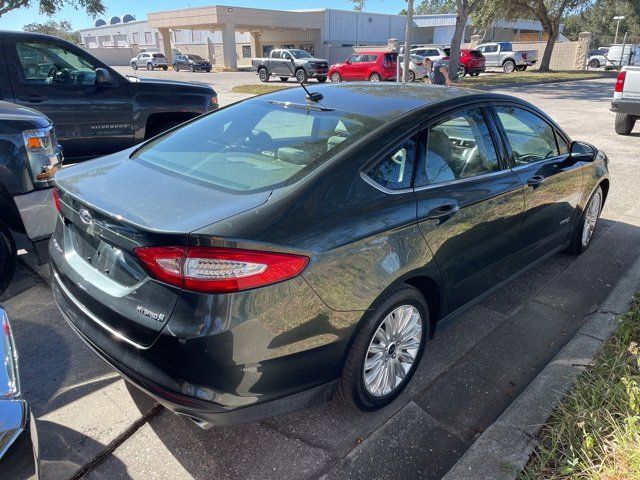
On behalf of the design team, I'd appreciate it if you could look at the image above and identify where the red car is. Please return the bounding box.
[458,49,486,77]
[329,51,397,82]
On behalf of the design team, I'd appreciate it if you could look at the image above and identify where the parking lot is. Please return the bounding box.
[2,74,640,480]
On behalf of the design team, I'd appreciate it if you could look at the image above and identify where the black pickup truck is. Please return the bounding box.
[0,31,218,162]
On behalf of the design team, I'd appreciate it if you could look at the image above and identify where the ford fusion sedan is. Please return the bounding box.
[50,83,609,427]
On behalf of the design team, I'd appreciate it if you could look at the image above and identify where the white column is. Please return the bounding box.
[221,22,238,70]
[158,28,173,65]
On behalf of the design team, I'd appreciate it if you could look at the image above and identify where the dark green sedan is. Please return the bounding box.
[49,83,609,426]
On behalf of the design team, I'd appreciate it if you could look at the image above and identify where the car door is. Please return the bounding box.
[480,45,500,66]
[5,36,135,160]
[174,54,184,69]
[491,104,584,264]
[414,107,525,311]
[279,50,295,76]
[341,54,361,80]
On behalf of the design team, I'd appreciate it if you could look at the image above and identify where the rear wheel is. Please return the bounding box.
[131,62,138,70]
[173,64,179,71]
[258,68,269,82]
[515,65,527,71]
[317,76,327,83]
[330,72,341,83]
[470,71,480,77]
[408,70,416,82]
[189,65,195,72]
[457,65,467,77]
[615,113,636,135]
[279,76,289,82]
[162,66,168,71]
[146,62,153,71]
[338,284,429,410]
[503,59,516,73]
[295,69,308,83]
[0,221,16,296]
[205,68,211,73]
[369,72,381,82]
[568,185,603,254]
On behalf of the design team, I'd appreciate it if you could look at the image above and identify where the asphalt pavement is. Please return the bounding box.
[3,75,640,480]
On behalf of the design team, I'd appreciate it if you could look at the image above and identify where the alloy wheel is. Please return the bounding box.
[369,73,381,82]
[363,305,422,397]
[330,72,341,82]
[582,189,602,247]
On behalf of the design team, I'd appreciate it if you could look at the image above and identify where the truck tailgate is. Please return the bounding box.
[622,66,640,100]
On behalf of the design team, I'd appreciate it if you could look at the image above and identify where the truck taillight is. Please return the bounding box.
[522,52,528,60]
[52,187,61,213]
[615,71,626,93]
[134,246,309,293]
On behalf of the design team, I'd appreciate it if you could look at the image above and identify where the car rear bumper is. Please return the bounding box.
[611,99,640,115]
[0,400,39,480]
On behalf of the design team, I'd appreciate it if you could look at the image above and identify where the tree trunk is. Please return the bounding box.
[538,19,560,72]
[449,8,469,80]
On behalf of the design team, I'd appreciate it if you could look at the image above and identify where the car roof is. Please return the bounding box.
[357,51,389,55]
[250,82,508,122]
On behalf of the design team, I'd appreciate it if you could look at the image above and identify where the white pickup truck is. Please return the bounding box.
[612,66,640,135]
[476,42,538,73]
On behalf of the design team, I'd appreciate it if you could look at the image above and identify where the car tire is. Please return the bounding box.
[369,73,381,82]
[470,72,480,77]
[279,77,289,82]
[131,62,138,70]
[146,63,153,71]
[330,72,341,83]
[317,76,327,83]
[408,70,416,82]
[515,65,527,72]
[457,65,466,78]
[190,65,195,72]
[162,66,168,71]
[615,113,636,135]
[0,220,17,296]
[503,60,516,73]
[568,185,603,255]
[206,69,211,73]
[258,68,269,82]
[589,59,600,68]
[173,64,179,71]
[338,284,430,411]
[295,69,308,83]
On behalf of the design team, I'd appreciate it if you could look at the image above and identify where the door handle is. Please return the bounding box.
[426,202,460,221]
[527,175,545,187]
[19,94,46,103]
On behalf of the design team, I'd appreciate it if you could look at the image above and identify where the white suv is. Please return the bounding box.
[131,52,168,71]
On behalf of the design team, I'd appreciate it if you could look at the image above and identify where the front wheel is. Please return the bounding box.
[407,70,416,82]
[589,59,600,68]
[173,64,179,71]
[503,60,516,73]
[515,65,527,72]
[568,185,603,254]
[615,113,636,135]
[162,66,168,71]
[369,72,381,82]
[295,69,308,83]
[189,65,195,72]
[131,62,138,70]
[330,72,341,83]
[146,63,153,71]
[316,76,327,83]
[457,65,466,78]
[470,72,480,77]
[258,68,269,82]
[0,221,17,295]
[338,284,429,410]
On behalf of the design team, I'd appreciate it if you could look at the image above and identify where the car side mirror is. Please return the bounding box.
[570,141,596,162]
[346,60,351,65]
[95,68,112,86]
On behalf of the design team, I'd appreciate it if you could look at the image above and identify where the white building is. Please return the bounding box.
[78,5,553,68]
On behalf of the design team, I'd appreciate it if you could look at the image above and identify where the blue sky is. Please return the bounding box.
[0,0,408,31]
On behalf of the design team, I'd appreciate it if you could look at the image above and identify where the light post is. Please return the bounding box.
[402,0,414,83]
[613,16,625,44]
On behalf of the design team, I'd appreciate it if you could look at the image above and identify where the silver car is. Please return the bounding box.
[131,52,168,71]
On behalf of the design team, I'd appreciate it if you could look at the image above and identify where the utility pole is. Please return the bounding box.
[613,16,625,44]
[402,0,414,83]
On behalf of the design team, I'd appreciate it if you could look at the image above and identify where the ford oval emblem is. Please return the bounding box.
[79,208,93,225]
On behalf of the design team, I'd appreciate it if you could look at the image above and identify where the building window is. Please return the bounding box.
[281,44,294,49]
[193,30,203,43]
[262,45,274,56]
[144,32,152,45]
[300,44,315,55]
[242,45,251,58]
[132,32,139,44]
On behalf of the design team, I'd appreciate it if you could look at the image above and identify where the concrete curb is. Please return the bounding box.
[442,255,640,480]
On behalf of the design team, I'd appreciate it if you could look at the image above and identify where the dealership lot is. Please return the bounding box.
[3,75,640,480]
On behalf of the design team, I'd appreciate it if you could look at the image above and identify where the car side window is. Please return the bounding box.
[555,130,570,155]
[495,105,559,165]
[485,45,498,53]
[282,51,292,60]
[415,109,500,186]
[348,55,362,63]
[15,40,97,85]
[366,136,417,190]
[272,51,281,59]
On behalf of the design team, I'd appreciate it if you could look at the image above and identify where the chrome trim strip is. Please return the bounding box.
[412,168,514,192]
[359,171,413,195]
[53,272,147,350]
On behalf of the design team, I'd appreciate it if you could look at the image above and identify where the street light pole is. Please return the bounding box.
[613,16,625,44]
[402,0,414,83]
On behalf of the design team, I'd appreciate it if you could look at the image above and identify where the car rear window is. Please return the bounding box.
[131,100,381,192]
[470,50,483,58]
[443,48,451,56]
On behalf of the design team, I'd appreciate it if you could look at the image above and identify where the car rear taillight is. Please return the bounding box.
[615,71,627,93]
[442,56,450,61]
[522,52,528,60]
[134,246,309,293]
[52,187,61,213]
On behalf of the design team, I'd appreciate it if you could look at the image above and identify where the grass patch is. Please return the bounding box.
[459,70,614,88]
[520,295,640,479]
[231,84,294,94]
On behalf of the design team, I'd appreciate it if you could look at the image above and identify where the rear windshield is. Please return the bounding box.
[442,48,451,56]
[470,50,483,58]
[152,53,165,58]
[131,100,381,192]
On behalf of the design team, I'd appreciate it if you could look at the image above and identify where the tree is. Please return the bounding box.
[415,0,457,14]
[352,0,366,12]
[23,20,80,44]
[563,0,640,44]
[0,0,104,18]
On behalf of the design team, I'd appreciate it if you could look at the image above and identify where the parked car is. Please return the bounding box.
[611,66,640,135]
[131,52,168,71]
[252,49,329,83]
[476,42,538,72]
[50,82,609,427]
[604,44,640,68]
[0,31,218,162]
[0,306,39,479]
[0,101,62,293]
[458,49,486,77]
[172,54,212,72]
[410,46,450,65]
[329,51,397,82]
[398,54,429,81]
[588,47,611,68]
